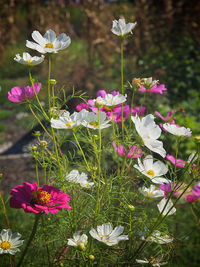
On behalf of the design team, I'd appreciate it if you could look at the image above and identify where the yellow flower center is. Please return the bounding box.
[26,59,32,63]
[148,191,154,196]
[32,190,51,205]
[146,170,155,177]
[147,136,150,139]
[89,121,98,128]
[0,241,11,250]
[66,121,75,127]
[45,43,54,49]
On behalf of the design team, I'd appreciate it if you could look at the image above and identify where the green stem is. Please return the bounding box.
[42,150,46,184]
[72,188,76,230]
[51,127,62,177]
[29,70,49,120]
[35,160,39,186]
[17,213,42,267]
[28,104,52,140]
[73,131,90,172]
[48,55,52,117]
[121,39,124,137]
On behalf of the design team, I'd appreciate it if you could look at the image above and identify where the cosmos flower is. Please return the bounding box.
[26,29,71,54]
[10,182,71,215]
[89,222,128,246]
[163,123,192,137]
[67,233,88,250]
[66,170,94,188]
[112,141,143,158]
[158,183,179,198]
[8,83,41,103]
[81,111,111,130]
[14,52,44,66]
[186,183,200,202]
[166,153,197,168]
[157,198,176,216]
[111,19,137,37]
[132,106,146,117]
[143,230,173,244]
[95,93,127,108]
[138,84,167,94]
[139,185,164,198]
[76,102,89,112]
[51,109,89,129]
[136,255,168,266]
[0,229,24,255]
[134,155,169,184]
[131,114,166,158]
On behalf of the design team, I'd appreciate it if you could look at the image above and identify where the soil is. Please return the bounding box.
[0,114,42,194]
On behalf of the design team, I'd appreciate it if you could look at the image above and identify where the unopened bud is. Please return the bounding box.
[31,145,37,151]
[33,131,41,137]
[128,204,135,211]
[50,79,57,85]
[95,98,104,108]
[92,166,98,171]
[78,243,85,251]
[89,255,95,261]
[39,140,48,148]
[59,263,64,267]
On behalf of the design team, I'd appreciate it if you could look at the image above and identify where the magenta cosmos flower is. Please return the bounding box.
[159,183,179,198]
[186,184,200,202]
[8,83,41,103]
[138,84,167,94]
[10,182,71,215]
[112,141,143,158]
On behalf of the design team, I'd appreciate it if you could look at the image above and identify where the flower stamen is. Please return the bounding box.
[0,241,11,250]
[146,170,155,177]
[45,43,54,49]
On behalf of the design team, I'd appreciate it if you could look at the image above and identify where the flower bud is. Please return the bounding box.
[128,204,135,211]
[78,243,85,251]
[89,255,95,261]
[31,145,37,151]
[132,78,142,88]
[0,173,3,179]
[39,140,48,148]
[33,131,41,137]
[95,98,104,108]
[50,79,57,85]
[92,166,98,171]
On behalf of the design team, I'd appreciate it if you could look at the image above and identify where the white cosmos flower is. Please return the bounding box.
[132,114,166,158]
[163,123,192,137]
[89,222,128,246]
[111,19,137,37]
[144,230,173,244]
[51,109,88,130]
[66,170,94,188]
[139,184,164,198]
[67,233,88,250]
[0,229,24,255]
[14,52,44,66]
[26,29,71,54]
[81,112,111,130]
[96,93,127,107]
[136,256,168,266]
[134,155,169,184]
[157,198,176,216]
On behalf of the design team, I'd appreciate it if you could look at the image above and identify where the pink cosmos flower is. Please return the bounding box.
[138,84,167,94]
[76,103,89,111]
[112,141,143,158]
[8,83,41,103]
[132,106,146,116]
[186,184,200,202]
[10,182,71,215]
[166,154,186,168]
[106,105,130,122]
[155,110,178,132]
[159,183,179,198]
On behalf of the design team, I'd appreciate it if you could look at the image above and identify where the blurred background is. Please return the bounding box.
[1,0,200,187]
[0,1,200,266]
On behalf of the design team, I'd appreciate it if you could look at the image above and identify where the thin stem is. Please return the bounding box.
[51,127,62,177]
[28,104,52,139]
[0,191,10,228]
[121,39,124,137]
[35,160,39,186]
[42,150,47,184]
[48,55,52,117]
[17,213,42,267]
[72,188,76,230]
[29,70,49,120]
[72,131,90,172]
